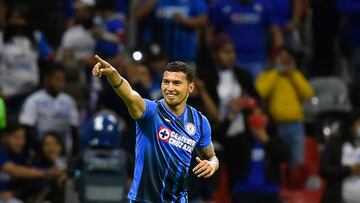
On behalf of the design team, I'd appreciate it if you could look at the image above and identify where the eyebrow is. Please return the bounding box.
[163,78,183,83]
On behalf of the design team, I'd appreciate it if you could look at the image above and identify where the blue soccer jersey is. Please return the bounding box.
[140,0,208,61]
[128,99,212,202]
[210,0,276,63]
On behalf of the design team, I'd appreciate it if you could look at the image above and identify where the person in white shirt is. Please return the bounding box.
[0,3,53,118]
[19,63,79,157]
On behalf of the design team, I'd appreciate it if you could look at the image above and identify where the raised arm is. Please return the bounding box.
[92,55,146,119]
[192,143,219,178]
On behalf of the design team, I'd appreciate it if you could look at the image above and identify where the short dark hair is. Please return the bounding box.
[164,61,195,82]
[212,32,234,52]
[44,62,65,78]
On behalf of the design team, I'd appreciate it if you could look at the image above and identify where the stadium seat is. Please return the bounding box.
[303,77,352,123]
[76,149,128,203]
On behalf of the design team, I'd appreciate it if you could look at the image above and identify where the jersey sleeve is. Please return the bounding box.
[137,99,157,122]
[18,96,37,126]
[197,115,212,149]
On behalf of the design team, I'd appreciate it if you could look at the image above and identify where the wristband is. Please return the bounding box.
[111,78,124,89]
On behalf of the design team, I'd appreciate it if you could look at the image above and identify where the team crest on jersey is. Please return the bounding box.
[157,127,171,142]
[185,123,196,136]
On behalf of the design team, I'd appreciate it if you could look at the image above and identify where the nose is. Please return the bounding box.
[167,82,175,91]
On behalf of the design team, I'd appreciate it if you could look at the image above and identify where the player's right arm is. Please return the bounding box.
[92,55,146,120]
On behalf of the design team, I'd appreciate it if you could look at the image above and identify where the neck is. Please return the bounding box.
[165,102,186,116]
[45,88,59,98]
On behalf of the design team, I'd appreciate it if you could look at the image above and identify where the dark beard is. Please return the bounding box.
[3,24,35,44]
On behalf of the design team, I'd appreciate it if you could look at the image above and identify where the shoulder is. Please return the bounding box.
[24,90,45,102]
[59,93,78,106]
[59,92,75,101]
[144,99,158,108]
[137,99,158,121]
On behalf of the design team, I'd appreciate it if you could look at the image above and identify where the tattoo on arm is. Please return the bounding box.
[201,143,216,159]
[200,143,219,171]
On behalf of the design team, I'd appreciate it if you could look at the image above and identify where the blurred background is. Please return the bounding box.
[0,0,360,202]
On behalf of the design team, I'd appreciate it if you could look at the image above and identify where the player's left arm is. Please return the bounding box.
[192,143,219,178]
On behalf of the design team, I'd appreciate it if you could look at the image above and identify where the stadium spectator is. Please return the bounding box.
[57,0,96,110]
[94,0,126,61]
[209,0,283,79]
[135,0,208,63]
[18,63,79,157]
[204,33,258,122]
[0,3,53,119]
[268,0,302,50]
[321,112,360,203]
[222,108,288,203]
[0,123,63,203]
[255,47,313,168]
[29,132,67,203]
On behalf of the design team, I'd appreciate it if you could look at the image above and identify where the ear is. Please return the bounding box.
[188,81,195,94]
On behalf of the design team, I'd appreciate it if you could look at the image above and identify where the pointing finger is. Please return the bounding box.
[196,157,202,163]
[95,55,108,66]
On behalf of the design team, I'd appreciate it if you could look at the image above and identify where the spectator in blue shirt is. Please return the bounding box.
[268,0,302,50]
[93,0,126,61]
[0,123,63,202]
[136,0,208,62]
[209,0,283,79]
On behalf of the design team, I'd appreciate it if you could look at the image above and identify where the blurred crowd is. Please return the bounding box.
[0,0,360,203]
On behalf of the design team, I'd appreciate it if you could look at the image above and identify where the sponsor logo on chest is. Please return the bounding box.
[157,126,196,153]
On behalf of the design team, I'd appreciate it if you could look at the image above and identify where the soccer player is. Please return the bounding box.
[92,55,219,202]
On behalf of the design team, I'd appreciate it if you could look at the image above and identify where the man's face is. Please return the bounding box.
[215,42,236,69]
[6,128,26,154]
[161,71,194,107]
[48,70,66,94]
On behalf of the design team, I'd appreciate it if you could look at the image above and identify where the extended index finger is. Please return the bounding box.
[94,55,108,66]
